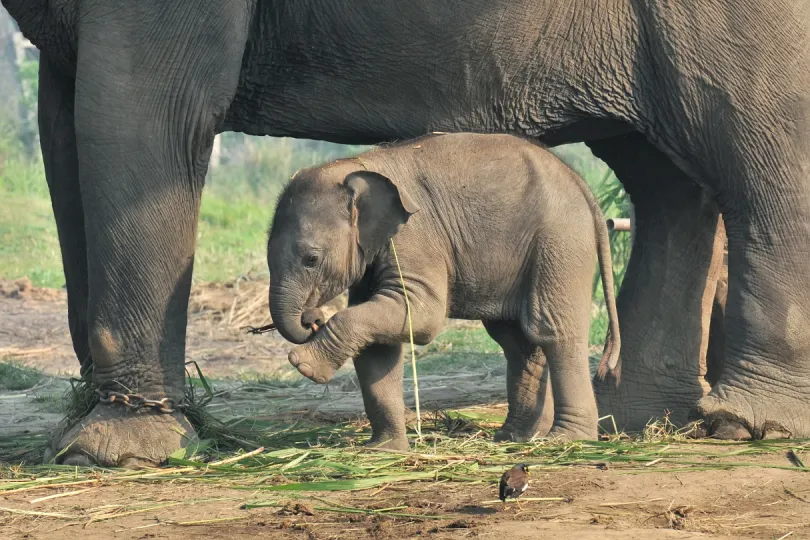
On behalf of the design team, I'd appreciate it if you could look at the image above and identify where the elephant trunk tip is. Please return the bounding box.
[269,287,329,344]
[301,308,326,333]
[271,309,317,344]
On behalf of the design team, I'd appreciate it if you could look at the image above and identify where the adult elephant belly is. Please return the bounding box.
[5,0,810,467]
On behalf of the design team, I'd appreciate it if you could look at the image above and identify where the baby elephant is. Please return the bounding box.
[267,133,620,449]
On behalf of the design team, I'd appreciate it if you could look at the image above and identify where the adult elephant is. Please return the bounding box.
[3,0,808,466]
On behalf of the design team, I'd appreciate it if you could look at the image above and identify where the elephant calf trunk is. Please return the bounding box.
[270,291,316,344]
[301,308,326,331]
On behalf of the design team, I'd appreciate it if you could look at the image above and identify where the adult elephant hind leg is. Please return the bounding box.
[37,55,92,376]
[55,2,251,467]
[483,321,553,443]
[696,145,810,440]
[588,133,725,432]
[705,233,728,388]
[353,343,409,451]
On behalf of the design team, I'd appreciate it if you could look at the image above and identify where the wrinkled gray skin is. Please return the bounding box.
[268,133,621,448]
[4,0,810,466]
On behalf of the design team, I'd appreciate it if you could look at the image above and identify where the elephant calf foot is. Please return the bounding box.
[289,344,346,384]
[547,425,598,442]
[47,403,197,468]
[547,412,598,442]
[494,425,543,443]
[494,410,554,443]
[365,432,409,451]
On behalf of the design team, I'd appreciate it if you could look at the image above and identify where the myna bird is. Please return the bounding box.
[499,463,530,508]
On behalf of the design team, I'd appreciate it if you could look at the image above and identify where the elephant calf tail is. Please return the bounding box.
[595,217,621,382]
[572,172,622,383]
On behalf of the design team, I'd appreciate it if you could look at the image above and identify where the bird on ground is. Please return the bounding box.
[499,463,530,509]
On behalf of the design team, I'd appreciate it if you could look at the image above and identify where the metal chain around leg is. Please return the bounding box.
[96,390,180,414]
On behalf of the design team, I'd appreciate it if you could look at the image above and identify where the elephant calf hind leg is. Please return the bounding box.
[484,321,553,442]
[521,247,599,441]
[541,338,599,441]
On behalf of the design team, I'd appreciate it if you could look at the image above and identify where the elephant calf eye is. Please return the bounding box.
[303,254,320,268]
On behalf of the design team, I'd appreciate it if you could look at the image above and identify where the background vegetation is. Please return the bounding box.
[0,57,631,347]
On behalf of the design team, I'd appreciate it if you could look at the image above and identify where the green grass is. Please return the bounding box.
[408,326,502,377]
[1,397,808,496]
[0,361,45,391]
[0,422,806,531]
[0,137,64,287]
[195,194,274,282]
[0,192,63,288]
[0,179,277,287]
[3,354,806,510]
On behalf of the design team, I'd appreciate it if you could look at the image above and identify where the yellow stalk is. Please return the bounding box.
[390,238,421,441]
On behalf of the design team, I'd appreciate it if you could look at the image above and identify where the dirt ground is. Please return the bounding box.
[2,454,810,540]
[1,278,810,539]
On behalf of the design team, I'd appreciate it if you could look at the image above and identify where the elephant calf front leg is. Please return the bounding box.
[289,295,442,384]
[354,343,409,450]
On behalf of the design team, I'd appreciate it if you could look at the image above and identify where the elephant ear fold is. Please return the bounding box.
[343,170,420,257]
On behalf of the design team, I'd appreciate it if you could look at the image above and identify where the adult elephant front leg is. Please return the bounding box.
[55,1,250,467]
[588,133,726,431]
[38,55,92,376]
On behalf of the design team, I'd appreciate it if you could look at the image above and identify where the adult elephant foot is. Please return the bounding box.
[51,405,197,468]
[694,284,810,440]
[694,393,797,440]
[587,134,726,432]
[593,371,706,432]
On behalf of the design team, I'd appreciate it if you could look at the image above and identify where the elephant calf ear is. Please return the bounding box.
[344,170,420,257]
